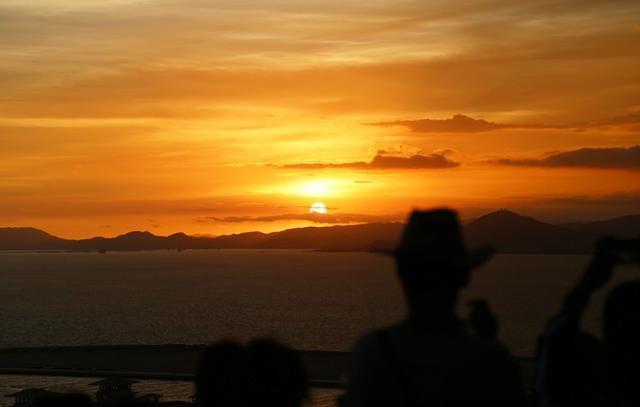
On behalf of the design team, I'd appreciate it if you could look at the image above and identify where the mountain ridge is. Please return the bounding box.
[0,210,637,254]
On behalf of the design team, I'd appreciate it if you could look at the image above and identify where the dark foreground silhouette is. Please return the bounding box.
[339,209,527,407]
[537,237,640,407]
[7,208,639,407]
[196,339,308,407]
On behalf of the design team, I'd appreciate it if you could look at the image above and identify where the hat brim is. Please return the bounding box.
[371,245,494,269]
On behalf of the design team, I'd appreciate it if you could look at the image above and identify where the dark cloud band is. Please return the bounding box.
[280,152,459,170]
[492,146,640,169]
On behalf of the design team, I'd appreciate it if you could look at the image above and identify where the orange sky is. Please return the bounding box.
[1,0,640,238]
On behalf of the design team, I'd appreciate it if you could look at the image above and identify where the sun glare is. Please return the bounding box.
[300,181,332,197]
[309,202,328,214]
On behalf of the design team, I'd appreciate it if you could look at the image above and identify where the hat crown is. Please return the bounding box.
[397,209,466,255]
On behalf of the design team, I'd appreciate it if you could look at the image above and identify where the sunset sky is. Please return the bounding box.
[2,0,640,238]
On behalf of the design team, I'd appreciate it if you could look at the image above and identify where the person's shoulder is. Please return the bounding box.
[351,328,383,354]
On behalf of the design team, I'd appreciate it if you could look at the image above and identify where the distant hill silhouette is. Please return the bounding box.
[0,227,72,250]
[465,210,595,254]
[1,210,637,253]
[561,214,640,238]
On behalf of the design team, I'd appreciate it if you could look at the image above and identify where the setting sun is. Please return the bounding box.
[309,202,328,214]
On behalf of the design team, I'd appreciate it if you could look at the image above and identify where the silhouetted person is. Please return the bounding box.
[339,209,526,407]
[196,339,308,407]
[247,340,308,407]
[537,237,640,407]
[196,341,249,407]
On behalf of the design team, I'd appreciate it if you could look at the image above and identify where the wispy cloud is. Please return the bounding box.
[370,113,640,133]
[1,0,638,124]
[371,114,517,133]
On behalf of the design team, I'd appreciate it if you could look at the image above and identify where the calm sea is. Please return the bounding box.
[1,250,638,406]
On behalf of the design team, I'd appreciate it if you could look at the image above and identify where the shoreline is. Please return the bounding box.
[0,345,347,389]
[0,345,536,390]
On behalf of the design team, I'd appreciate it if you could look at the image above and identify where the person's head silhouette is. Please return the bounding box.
[196,341,249,407]
[247,339,308,407]
[384,209,493,328]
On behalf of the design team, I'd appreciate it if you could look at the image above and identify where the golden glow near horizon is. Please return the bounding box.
[1,0,640,238]
[298,181,335,197]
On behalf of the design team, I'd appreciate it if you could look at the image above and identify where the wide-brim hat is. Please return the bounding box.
[374,209,493,269]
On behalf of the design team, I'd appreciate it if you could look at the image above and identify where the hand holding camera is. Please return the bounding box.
[468,299,499,340]
[577,236,640,294]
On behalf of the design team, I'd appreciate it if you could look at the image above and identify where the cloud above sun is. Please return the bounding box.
[371,114,516,133]
[280,152,459,170]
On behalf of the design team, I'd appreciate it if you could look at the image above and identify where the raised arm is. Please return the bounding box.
[563,238,617,327]
[537,238,617,407]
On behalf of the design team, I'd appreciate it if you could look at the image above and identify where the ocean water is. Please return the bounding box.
[1,250,639,406]
[1,250,639,354]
